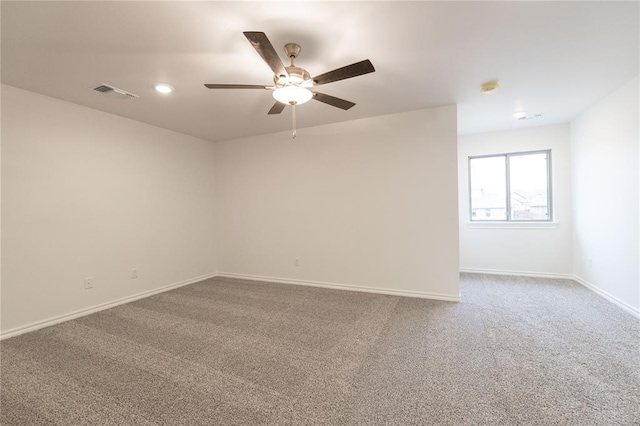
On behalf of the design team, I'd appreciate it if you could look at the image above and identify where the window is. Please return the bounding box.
[469,150,551,221]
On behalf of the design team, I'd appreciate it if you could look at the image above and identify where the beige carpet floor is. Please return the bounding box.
[1,273,639,425]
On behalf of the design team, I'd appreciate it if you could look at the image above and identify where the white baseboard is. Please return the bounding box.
[216,272,461,302]
[460,268,574,280]
[571,275,640,320]
[460,268,640,320]
[5,269,634,340]
[0,272,217,341]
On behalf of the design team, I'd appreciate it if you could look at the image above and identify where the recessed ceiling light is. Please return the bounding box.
[480,81,499,94]
[513,111,527,120]
[154,83,174,94]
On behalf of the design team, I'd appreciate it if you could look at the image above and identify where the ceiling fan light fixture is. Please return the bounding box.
[272,86,313,105]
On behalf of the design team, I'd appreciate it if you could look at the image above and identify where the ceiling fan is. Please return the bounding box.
[204,32,375,137]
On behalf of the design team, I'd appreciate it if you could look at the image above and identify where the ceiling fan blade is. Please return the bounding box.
[268,101,287,115]
[204,84,269,89]
[312,60,375,86]
[312,92,356,110]
[243,32,288,79]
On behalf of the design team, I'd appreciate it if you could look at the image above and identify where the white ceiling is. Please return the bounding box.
[2,1,638,142]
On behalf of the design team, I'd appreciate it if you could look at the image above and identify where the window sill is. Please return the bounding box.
[467,221,559,230]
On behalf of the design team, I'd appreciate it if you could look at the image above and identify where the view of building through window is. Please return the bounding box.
[469,151,551,221]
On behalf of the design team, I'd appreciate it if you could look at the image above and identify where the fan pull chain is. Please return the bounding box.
[292,103,297,139]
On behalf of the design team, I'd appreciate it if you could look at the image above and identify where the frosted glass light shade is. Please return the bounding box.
[272,86,313,105]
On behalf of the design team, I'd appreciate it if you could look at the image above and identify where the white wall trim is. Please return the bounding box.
[460,268,573,280]
[460,268,640,319]
[466,221,560,230]
[571,275,640,320]
[216,272,461,302]
[5,269,634,340]
[0,272,217,341]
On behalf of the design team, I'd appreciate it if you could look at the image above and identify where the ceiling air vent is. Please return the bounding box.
[90,83,139,99]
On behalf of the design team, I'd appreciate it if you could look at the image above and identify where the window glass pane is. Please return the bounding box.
[509,153,549,220]
[470,156,507,221]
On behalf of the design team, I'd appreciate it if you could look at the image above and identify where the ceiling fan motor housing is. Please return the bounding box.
[270,42,311,87]
[274,66,311,86]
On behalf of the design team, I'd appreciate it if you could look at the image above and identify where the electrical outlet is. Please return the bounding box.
[295,258,300,267]
[587,258,593,269]
[131,268,138,279]
[84,277,93,290]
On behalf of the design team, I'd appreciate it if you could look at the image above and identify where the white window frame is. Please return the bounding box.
[468,150,552,222]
